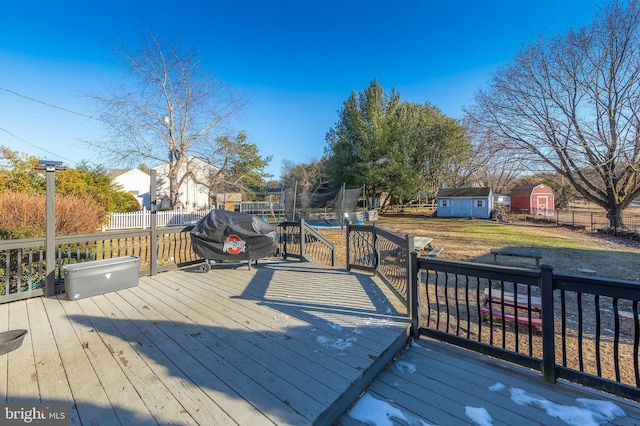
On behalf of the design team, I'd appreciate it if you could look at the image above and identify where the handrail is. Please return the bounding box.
[347,223,414,306]
[0,226,198,304]
[278,220,336,266]
[413,254,640,402]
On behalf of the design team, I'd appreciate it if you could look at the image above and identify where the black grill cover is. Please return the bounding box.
[190,210,278,261]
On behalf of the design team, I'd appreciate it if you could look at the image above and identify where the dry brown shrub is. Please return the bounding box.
[0,192,102,236]
[0,192,44,227]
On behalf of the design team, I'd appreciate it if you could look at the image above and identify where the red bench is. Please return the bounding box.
[480,288,542,328]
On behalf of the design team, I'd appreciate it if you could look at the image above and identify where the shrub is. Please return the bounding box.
[0,224,45,240]
[0,192,102,236]
[111,191,143,212]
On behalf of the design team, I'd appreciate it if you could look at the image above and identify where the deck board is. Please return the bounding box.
[2,259,638,425]
[341,337,640,426]
[0,300,9,401]
[65,296,161,425]
[7,300,38,402]
[1,260,409,425]
[25,298,74,403]
[43,295,119,425]
[89,292,225,425]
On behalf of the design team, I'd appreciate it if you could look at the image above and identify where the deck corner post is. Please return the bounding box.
[372,223,379,271]
[299,218,306,262]
[539,263,556,383]
[44,169,56,297]
[345,223,351,270]
[150,169,158,276]
[409,251,420,338]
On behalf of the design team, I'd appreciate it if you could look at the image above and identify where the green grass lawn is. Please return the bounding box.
[377,215,640,281]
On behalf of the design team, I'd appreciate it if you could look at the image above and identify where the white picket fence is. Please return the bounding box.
[103,207,213,231]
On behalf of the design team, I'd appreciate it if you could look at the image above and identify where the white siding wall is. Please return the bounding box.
[113,169,151,208]
[153,158,216,210]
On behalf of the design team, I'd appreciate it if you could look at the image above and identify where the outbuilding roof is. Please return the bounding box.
[510,184,550,198]
[436,187,492,198]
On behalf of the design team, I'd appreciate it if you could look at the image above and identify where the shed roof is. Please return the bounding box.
[510,184,551,198]
[436,187,492,198]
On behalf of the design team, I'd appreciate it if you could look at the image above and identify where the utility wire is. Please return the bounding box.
[0,86,97,120]
[0,126,76,163]
[0,85,101,164]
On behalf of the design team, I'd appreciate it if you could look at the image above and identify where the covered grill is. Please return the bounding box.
[190,209,278,271]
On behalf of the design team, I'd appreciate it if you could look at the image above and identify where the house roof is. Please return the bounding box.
[109,168,150,180]
[436,187,492,198]
[108,169,130,179]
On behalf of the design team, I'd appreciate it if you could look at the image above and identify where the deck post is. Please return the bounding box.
[36,160,66,297]
[372,224,379,271]
[540,264,556,383]
[406,234,415,313]
[299,218,306,261]
[150,170,158,276]
[409,251,419,338]
[346,223,351,271]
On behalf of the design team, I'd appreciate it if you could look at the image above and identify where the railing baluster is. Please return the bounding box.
[425,270,432,328]
[527,285,533,356]
[454,274,460,336]
[475,277,482,343]
[465,275,470,340]
[578,292,584,372]
[444,272,450,333]
[595,294,602,377]
[561,290,567,367]
[633,301,639,387]
[613,298,621,382]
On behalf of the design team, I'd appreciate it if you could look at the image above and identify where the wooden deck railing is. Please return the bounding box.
[0,227,200,304]
[346,223,415,309]
[346,224,640,402]
[277,220,336,267]
[0,219,336,304]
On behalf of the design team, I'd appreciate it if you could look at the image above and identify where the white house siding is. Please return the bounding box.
[153,157,218,211]
[112,169,151,208]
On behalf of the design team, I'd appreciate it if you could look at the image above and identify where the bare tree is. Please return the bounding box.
[468,0,640,228]
[280,159,328,191]
[92,33,243,206]
[456,115,525,192]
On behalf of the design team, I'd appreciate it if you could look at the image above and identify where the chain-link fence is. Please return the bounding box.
[503,208,640,233]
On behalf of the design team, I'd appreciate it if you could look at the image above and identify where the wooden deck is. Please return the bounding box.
[2,259,640,425]
[340,338,640,425]
[0,260,410,425]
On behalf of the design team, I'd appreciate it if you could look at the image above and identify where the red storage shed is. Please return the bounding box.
[510,184,555,216]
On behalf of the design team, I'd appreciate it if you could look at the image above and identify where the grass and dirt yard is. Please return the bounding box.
[318,214,640,281]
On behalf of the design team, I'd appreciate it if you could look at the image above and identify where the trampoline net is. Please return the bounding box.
[284,186,362,225]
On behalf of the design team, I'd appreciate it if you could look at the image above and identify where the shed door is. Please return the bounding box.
[536,196,549,215]
[451,199,467,216]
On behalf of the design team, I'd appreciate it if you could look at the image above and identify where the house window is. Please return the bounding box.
[475,199,485,208]
[441,199,450,207]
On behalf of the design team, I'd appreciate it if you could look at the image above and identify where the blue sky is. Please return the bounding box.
[0,0,605,179]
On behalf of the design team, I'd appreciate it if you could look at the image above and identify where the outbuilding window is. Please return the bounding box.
[440,199,450,207]
[475,199,485,208]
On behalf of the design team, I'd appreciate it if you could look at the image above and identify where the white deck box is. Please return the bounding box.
[63,256,140,300]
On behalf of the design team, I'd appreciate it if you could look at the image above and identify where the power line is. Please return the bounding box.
[0,126,76,163]
[0,86,97,120]
[0,85,101,165]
